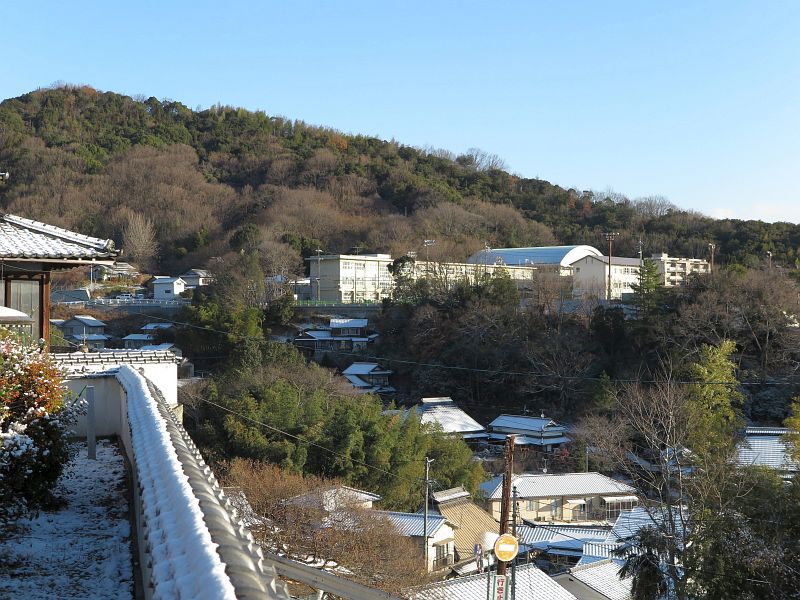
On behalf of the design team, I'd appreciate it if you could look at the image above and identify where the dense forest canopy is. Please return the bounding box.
[1,84,799,277]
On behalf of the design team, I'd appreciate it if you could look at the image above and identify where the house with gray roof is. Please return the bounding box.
[554,559,632,600]
[61,315,110,349]
[411,397,487,442]
[481,473,637,524]
[381,511,457,572]
[737,427,799,480]
[341,362,395,394]
[152,276,186,299]
[412,561,577,600]
[487,414,571,450]
[0,213,118,342]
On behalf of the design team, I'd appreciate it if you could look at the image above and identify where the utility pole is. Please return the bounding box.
[767,251,773,269]
[511,485,518,600]
[315,249,323,301]
[708,243,715,274]
[603,232,619,301]
[423,456,434,570]
[497,436,515,576]
[637,237,644,267]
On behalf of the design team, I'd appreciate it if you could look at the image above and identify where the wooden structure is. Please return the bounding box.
[0,214,119,342]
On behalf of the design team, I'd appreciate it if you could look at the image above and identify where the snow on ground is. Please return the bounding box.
[0,440,133,599]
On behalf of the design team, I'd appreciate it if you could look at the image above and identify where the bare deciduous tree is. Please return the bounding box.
[122,211,158,271]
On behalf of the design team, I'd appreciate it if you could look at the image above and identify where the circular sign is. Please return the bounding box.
[493,533,519,562]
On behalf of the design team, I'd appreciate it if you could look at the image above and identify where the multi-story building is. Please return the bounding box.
[569,255,643,300]
[307,253,394,303]
[649,253,710,286]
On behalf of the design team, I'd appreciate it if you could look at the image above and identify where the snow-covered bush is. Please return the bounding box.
[0,334,78,528]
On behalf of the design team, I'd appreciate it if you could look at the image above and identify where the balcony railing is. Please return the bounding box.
[432,554,455,570]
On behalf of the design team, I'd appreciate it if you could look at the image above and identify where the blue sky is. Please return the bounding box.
[3,1,799,223]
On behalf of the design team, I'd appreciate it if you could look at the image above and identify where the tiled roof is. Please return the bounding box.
[488,414,564,433]
[330,318,368,328]
[141,323,173,331]
[70,315,107,327]
[51,350,181,367]
[381,511,449,538]
[487,433,571,446]
[123,333,154,341]
[415,397,485,435]
[433,493,499,558]
[70,333,109,341]
[432,487,471,503]
[153,277,185,285]
[567,559,632,600]
[481,472,636,500]
[414,562,577,600]
[0,213,118,260]
[342,362,386,375]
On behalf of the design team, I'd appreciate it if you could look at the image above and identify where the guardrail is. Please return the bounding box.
[53,298,189,307]
[293,300,382,307]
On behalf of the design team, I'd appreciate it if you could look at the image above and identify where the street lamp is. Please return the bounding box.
[767,251,773,269]
[0,171,9,181]
[603,232,620,301]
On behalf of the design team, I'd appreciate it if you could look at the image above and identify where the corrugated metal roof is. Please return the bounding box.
[517,525,609,546]
[414,562,577,600]
[415,398,485,435]
[481,473,635,500]
[0,213,118,260]
[467,245,601,267]
[381,511,448,538]
[568,559,632,600]
[432,487,471,503]
[737,430,798,473]
[580,255,642,267]
[434,495,499,558]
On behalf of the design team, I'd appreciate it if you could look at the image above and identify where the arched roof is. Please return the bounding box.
[467,245,602,267]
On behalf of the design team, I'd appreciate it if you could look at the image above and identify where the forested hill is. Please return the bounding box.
[0,84,798,275]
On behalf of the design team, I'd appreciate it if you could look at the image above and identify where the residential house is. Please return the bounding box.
[553,559,632,600]
[123,333,154,349]
[341,362,395,394]
[293,318,378,357]
[487,414,571,451]
[517,524,610,569]
[569,255,642,300]
[412,562,578,600]
[381,511,457,572]
[737,427,799,480]
[480,473,638,523]
[152,277,186,300]
[90,261,139,282]
[60,315,110,349]
[180,269,214,288]
[430,487,499,567]
[0,213,118,341]
[411,397,487,442]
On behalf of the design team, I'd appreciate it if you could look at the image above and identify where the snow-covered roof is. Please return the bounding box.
[69,315,107,327]
[342,362,389,375]
[517,524,610,547]
[0,306,34,323]
[0,213,118,261]
[488,414,566,434]
[72,333,110,341]
[467,245,601,267]
[415,562,577,600]
[140,343,178,352]
[182,269,211,277]
[556,559,632,600]
[343,374,372,388]
[487,433,572,446]
[414,397,485,435]
[737,427,798,475]
[123,333,154,341]
[153,277,186,285]
[432,487,471,503]
[330,318,368,328]
[141,322,173,331]
[480,472,636,500]
[381,511,450,538]
[290,485,382,514]
[52,350,181,368]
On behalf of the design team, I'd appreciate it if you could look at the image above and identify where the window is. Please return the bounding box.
[8,279,41,340]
